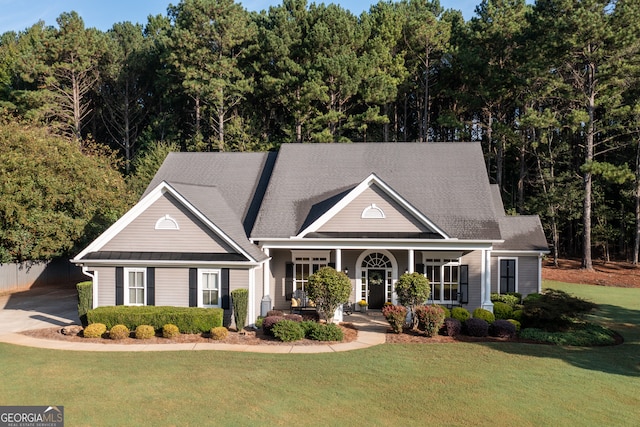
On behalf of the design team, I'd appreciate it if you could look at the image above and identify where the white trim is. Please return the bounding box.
[491,250,549,256]
[538,254,543,293]
[155,214,179,230]
[295,173,451,239]
[198,268,221,308]
[78,260,258,268]
[124,267,146,306]
[482,250,493,312]
[249,267,256,324]
[72,181,258,264]
[259,239,496,251]
[497,257,518,294]
[355,250,398,306]
[82,267,98,309]
[290,250,331,261]
[263,248,270,298]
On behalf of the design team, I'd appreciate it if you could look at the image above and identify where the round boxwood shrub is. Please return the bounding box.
[109,324,130,340]
[464,318,489,337]
[135,325,156,339]
[441,317,462,337]
[83,323,106,338]
[210,326,229,340]
[473,308,496,324]
[262,315,285,335]
[451,307,470,323]
[271,319,305,342]
[511,309,523,322]
[492,301,513,320]
[507,319,521,332]
[308,323,343,341]
[284,314,303,322]
[162,324,180,338]
[255,316,264,329]
[436,305,451,319]
[489,319,517,338]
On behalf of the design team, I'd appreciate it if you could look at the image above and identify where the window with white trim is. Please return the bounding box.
[499,258,517,293]
[292,251,329,291]
[125,268,146,305]
[199,269,220,307]
[424,258,459,303]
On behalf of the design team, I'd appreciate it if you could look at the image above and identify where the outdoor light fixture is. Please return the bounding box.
[344,267,349,275]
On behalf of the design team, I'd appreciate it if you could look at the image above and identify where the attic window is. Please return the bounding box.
[155,215,179,230]
[361,204,385,219]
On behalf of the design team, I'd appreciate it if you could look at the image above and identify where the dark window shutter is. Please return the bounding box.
[115,267,124,305]
[415,263,425,275]
[285,262,294,301]
[221,268,230,310]
[189,268,197,307]
[459,265,469,304]
[146,267,155,306]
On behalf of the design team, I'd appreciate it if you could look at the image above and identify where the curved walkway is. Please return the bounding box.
[0,285,388,353]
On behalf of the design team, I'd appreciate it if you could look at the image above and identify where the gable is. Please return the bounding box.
[101,192,237,254]
[317,185,429,235]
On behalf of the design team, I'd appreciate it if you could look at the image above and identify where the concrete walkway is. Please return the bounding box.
[0,285,388,353]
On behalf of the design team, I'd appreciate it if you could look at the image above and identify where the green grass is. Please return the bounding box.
[1,281,639,426]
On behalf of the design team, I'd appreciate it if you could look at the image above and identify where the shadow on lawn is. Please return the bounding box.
[480,304,640,377]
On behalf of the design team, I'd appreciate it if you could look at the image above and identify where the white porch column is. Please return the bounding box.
[408,249,414,273]
[249,267,256,325]
[261,248,271,317]
[335,248,342,272]
[482,249,494,312]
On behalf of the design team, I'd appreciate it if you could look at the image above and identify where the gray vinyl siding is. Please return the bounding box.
[102,193,235,253]
[270,249,289,311]
[95,266,115,306]
[318,186,427,233]
[460,251,483,310]
[155,268,189,306]
[230,269,249,292]
[517,257,539,296]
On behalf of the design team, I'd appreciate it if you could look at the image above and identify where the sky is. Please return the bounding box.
[0,0,496,34]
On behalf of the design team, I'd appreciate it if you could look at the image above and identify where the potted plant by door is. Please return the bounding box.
[358,300,368,313]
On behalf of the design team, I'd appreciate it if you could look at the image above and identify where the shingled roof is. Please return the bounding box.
[251,142,502,240]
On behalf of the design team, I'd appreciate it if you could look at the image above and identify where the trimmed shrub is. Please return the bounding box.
[436,305,451,319]
[210,326,229,340]
[266,310,284,317]
[511,309,523,322]
[284,314,303,322]
[109,324,130,340]
[231,289,249,331]
[442,317,462,337]
[307,323,343,341]
[255,316,264,329]
[395,272,430,329]
[473,308,496,324]
[162,324,180,338]
[382,304,408,334]
[306,267,351,324]
[135,325,155,339]
[507,319,521,332]
[522,288,597,330]
[519,323,616,346]
[271,319,305,342]
[523,293,542,304]
[489,320,517,338]
[87,306,223,333]
[492,293,521,307]
[415,305,446,337]
[83,323,106,338]
[492,301,513,320]
[76,281,93,327]
[464,318,489,337]
[451,307,470,323]
[262,315,285,335]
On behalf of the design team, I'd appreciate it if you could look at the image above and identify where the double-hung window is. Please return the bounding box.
[292,251,329,292]
[199,269,220,307]
[424,258,460,303]
[125,268,146,306]
[499,258,517,293]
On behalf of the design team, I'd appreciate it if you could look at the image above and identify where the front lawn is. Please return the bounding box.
[0,281,638,426]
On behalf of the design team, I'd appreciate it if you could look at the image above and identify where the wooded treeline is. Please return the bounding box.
[1,0,640,269]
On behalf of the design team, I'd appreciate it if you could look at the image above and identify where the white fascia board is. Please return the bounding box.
[73,181,258,263]
[76,260,260,268]
[491,250,550,257]
[258,238,498,251]
[295,173,451,239]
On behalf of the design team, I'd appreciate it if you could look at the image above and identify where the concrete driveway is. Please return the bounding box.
[0,284,78,333]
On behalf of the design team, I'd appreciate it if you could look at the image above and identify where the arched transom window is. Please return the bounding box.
[361,252,392,269]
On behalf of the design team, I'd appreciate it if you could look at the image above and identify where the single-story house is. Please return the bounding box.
[73,142,549,325]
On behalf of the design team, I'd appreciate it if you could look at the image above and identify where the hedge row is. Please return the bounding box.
[87,306,223,333]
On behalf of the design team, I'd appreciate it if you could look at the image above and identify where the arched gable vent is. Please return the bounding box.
[155,214,179,230]
[361,203,385,219]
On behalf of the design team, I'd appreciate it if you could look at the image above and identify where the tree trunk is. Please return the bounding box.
[582,64,596,270]
[634,136,640,264]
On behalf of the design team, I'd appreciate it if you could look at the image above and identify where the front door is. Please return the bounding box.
[367,269,386,309]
